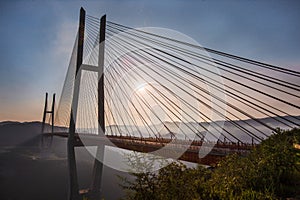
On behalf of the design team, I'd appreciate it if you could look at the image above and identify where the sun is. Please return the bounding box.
[136,83,148,94]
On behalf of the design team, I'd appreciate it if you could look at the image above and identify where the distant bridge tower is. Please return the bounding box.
[41,92,55,133]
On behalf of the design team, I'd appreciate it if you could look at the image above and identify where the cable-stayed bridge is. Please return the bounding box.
[41,8,300,200]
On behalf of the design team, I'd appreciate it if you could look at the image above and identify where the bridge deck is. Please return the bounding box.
[44,132,255,165]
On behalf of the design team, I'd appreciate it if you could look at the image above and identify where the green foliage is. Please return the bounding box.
[120,128,300,200]
[155,162,211,200]
[120,161,211,200]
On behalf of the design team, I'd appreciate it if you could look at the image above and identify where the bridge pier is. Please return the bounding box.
[67,139,81,200]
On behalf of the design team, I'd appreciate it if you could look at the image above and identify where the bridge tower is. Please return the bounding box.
[41,92,55,133]
[67,7,106,200]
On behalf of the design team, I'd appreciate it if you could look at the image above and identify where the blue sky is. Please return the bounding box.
[0,0,300,121]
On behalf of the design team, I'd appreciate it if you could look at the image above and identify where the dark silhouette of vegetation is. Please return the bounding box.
[120,128,300,200]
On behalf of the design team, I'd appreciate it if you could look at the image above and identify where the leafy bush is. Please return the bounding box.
[120,128,300,200]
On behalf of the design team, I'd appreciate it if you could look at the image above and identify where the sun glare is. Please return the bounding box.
[136,83,148,93]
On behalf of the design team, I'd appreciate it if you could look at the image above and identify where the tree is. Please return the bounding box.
[120,128,300,200]
[208,128,300,199]
[155,162,210,200]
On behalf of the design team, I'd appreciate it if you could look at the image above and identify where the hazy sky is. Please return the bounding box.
[0,0,300,122]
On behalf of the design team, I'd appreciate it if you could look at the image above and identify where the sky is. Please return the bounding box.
[0,0,300,122]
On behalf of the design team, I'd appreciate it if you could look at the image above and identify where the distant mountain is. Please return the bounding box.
[0,121,44,146]
[0,121,22,126]
[105,115,300,142]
